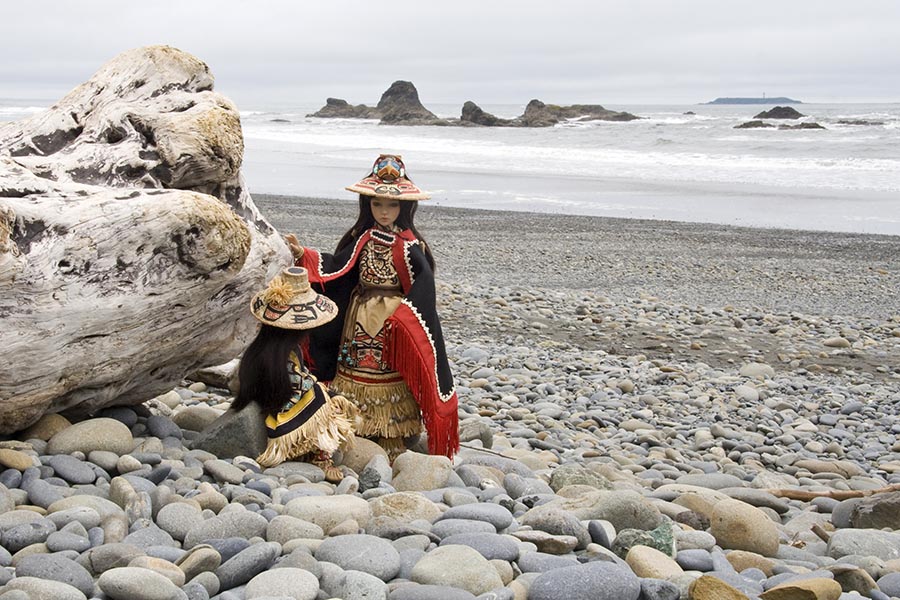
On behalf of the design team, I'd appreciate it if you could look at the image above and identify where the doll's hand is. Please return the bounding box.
[284,234,304,260]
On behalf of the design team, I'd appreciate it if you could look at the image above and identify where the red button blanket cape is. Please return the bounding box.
[298,228,459,458]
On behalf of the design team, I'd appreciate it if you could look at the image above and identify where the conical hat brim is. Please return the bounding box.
[346,175,431,201]
[250,288,338,330]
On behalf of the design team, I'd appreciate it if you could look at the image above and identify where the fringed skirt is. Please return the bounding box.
[331,368,422,440]
[256,386,357,468]
[332,285,423,442]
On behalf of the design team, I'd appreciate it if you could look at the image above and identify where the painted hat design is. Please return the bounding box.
[250,267,337,329]
[345,154,431,201]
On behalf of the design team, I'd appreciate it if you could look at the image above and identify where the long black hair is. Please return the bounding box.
[232,325,308,416]
[335,195,436,271]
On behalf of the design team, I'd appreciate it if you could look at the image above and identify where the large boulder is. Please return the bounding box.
[0,45,287,434]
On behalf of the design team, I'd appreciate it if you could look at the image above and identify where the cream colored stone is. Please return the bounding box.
[726,550,776,576]
[689,575,750,600]
[710,499,779,557]
[759,577,842,600]
[0,448,35,471]
[128,556,186,587]
[369,492,441,523]
[626,545,684,580]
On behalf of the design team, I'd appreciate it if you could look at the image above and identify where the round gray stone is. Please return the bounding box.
[529,561,641,600]
[244,567,319,599]
[147,415,183,440]
[1,518,57,552]
[25,478,65,508]
[123,523,178,549]
[676,549,714,571]
[877,572,900,597]
[46,506,102,531]
[315,534,401,581]
[265,515,324,545]
[391,584,477,600]
[215,541,281,590]
[675,473,744,490]
[183,580,211,600]
[48,455,97,485]
[322,569,388,600]
[640,578,680,600]
[516,551,580,573]
[520,507,591,549]
[99,566,188,600]
[438,504,514,530]
[2,576,88,600]
[76,542,146,576]
[16,553,95,597]
[183,511,268,548]
[431,517,494,538]
[46,530,92,552]
[156,502,204,542]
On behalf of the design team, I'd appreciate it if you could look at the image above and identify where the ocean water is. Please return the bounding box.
[3,99,899,235]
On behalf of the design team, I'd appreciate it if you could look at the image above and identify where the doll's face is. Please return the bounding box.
[371,198,401,228]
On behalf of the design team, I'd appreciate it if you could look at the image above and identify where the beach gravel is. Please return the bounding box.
[1,195,899,600]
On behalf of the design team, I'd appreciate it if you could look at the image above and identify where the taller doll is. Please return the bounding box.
[285,154,459,461]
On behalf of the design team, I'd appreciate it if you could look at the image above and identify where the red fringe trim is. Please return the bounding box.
[384,303,459,458]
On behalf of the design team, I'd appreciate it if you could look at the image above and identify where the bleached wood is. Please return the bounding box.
[0,46,288,433]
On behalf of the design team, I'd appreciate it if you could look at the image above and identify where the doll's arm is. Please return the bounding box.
[284,233,304,263]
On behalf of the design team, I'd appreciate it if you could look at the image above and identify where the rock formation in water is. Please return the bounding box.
[307,81,445,125]
[734,120,776,129]
[778,122,826,130]
[459,101,516,127]
[754,106,805,119]
[459,99,640,128]
[525,101,640,125]
[306,97,380,119]
[311,83,640,127]
[376,81,444,125]
[0,45,288,434]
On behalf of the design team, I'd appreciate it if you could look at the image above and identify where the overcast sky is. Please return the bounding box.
[4,0,900,108]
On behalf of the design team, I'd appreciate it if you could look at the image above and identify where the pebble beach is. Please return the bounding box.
[2,195,900,600]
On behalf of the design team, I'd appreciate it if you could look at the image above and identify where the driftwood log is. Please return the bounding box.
[766,483,900,502]
[0,46,288,434]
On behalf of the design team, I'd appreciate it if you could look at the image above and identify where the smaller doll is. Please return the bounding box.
[232,266,357,482]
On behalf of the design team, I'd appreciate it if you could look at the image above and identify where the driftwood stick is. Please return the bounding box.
[765,483,900,501]
[459,442,512,458]
[811,523,832,543]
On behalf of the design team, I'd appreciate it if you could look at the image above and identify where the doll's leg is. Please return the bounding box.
[377,436,407,463]
[310,450,344,483]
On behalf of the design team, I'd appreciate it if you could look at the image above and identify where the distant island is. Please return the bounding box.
[705,97,802,105]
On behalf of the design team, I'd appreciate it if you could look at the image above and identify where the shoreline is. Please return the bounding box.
[256,193,900,383]
[254,193,900,320]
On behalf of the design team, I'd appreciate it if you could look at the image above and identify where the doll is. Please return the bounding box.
[233,266,356,481]
[285,154,458,461]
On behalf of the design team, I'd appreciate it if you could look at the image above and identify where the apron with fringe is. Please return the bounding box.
[256,351,356,468]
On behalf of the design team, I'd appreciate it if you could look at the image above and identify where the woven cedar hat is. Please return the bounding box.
[345,154,431,201]
[251,267,337,329]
